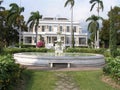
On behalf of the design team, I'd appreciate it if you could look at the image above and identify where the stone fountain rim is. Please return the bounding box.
[14,52,104,59]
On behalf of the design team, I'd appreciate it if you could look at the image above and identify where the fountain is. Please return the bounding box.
[55,32,64,56]
[14,32,105,68]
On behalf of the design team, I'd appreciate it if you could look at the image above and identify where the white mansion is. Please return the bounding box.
[22,17,88,48]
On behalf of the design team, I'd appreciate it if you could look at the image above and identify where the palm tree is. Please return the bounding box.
[64,0,75,48]
[89,0,104,48]
[7,3,24,48]
[0,0,5,11]
[27,11,42,47]
[86,15,103,48]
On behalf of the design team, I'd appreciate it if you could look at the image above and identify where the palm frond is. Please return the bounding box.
[64,0,74,8]
[0,6,5,10]
[86,17,92,22]
[90,3,96,11]
[90,0,98,4]
[99,1,104,11]
[19,7,24,13]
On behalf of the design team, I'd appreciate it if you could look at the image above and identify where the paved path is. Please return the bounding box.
[54,72,79,90]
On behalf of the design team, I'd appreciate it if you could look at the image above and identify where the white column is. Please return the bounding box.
[50,63,53,68]
[86,37,88,46]
[67,63,71,68]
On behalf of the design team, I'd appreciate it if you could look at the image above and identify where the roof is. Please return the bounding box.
[43,17,68,21]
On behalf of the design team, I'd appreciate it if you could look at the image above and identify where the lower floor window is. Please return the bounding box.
[79,38,86,44]
[25,37,32,43]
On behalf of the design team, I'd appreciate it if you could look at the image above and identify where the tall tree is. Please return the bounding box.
[89,0,104,48]
[0,0,6,47]
[27,11,42,47]
[86,14,103,48]
[109,7,117,57]
[100,20,109,48]
[7,3,25,48]
[100,6,120,48]
[64,0,75,48]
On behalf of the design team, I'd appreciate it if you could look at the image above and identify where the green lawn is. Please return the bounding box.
[69,70,119,90]
[23,70,119,90]
[24,70,56,90]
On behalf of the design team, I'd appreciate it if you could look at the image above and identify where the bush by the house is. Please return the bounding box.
[66,48,106,54]
[0,55,24,90]
[2,47,48,54]
[36,41,45,48]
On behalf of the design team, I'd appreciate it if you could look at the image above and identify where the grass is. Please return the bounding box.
[69,70,119,90]
[24,70,56,90]
[22,70,119,90]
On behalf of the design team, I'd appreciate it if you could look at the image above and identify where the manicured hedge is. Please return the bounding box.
[0,55,24,90]
[103,57,120,82]
[65,48,106,54]
[2,47,48,54]
[65,48,120,57]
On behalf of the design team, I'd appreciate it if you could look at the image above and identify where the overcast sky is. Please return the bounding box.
[1,0,120,30]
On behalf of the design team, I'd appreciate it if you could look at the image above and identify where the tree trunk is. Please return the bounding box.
[109,7,117,57]
[94,33,97,48]
[71,7,74,48]
[97,30,99,48]
[19,27,21,48]
[35,26,38,48]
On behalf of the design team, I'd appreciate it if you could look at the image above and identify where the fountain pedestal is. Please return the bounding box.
[55,32,64,56]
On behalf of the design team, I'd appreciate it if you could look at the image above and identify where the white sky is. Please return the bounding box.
[1,0,120,30]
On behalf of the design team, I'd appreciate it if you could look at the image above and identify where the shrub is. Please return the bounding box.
[0,55,24,90]
[65,48,106,54]
[103,57,120,81]
[2,47,48,54]
[21,45,36,48]
[36,41,45,48]
[0,41,3,54]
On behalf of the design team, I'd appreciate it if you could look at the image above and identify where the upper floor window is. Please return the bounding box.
[49,26,52,32]
[67,26,70,32]
[42,26,45,32]
[66,37,70,44]
[60,26,62,32]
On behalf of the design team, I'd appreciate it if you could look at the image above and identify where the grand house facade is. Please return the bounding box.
[22,17,88,48]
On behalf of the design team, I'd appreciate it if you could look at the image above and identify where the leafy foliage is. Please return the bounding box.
[0,3,27,47]
[2,48,48,54]
[36,41,45,48]
[66,47,105,54]
[86,15,103,48]
[103,57,120,82]
[100,6,120,48]
[89,0,104,12]
[27,11,42,47]
[64,0,75,8]
[100,20,109,48]
[0,55,24,90]
[109,7,117,58]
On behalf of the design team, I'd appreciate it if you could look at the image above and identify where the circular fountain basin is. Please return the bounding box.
[14,52,105,67]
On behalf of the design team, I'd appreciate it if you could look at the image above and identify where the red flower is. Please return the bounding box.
[36,41,44,47]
